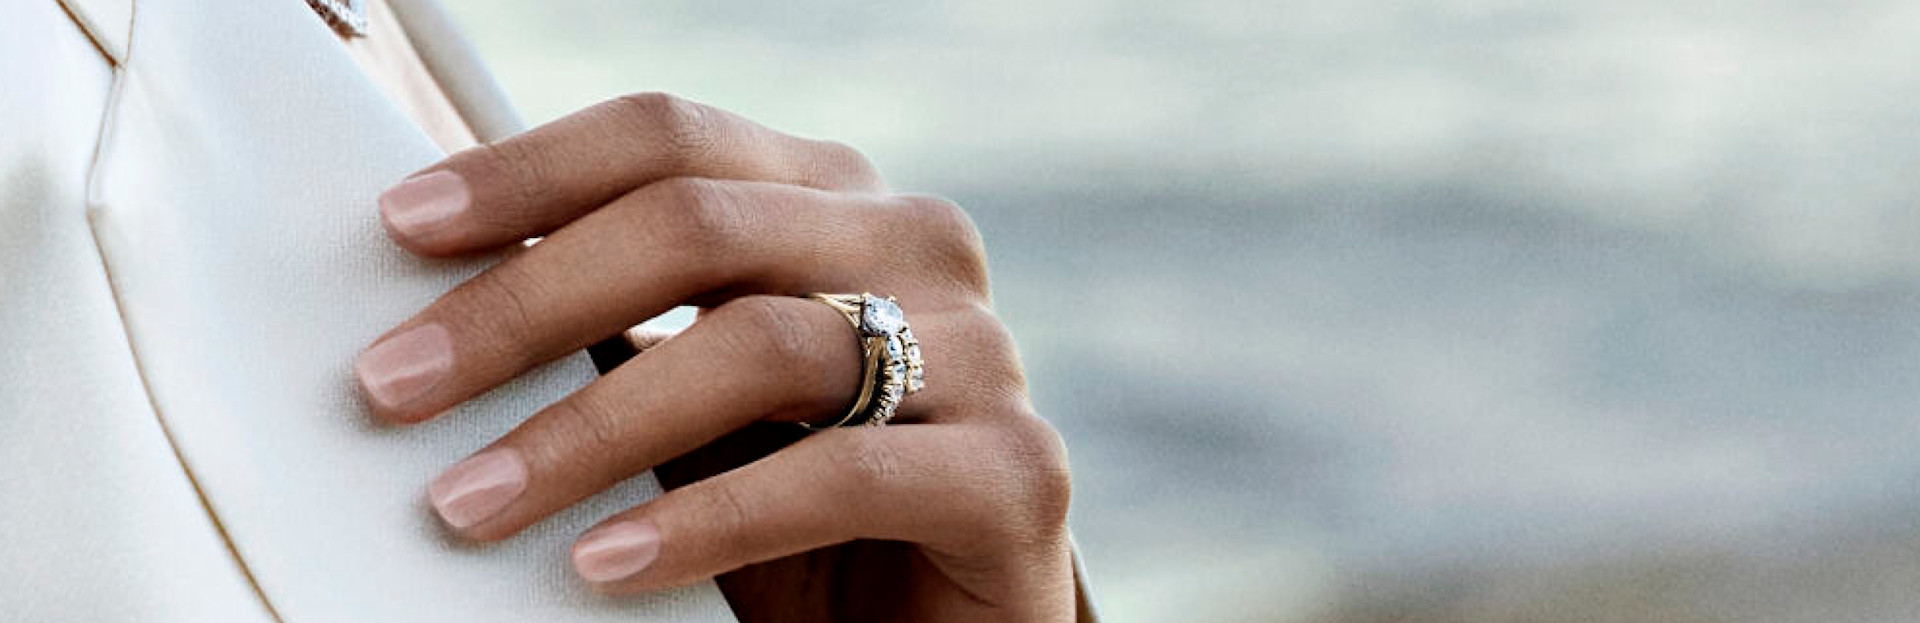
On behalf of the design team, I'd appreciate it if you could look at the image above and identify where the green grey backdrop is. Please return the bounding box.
[447,2,1920,621]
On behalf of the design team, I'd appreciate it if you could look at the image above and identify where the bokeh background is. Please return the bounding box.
[445,2,1920,621]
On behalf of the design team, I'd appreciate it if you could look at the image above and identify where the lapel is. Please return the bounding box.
[385,0,526,141]
[56,0,132,62]
[2,2,278,621]
[84,0,735,620]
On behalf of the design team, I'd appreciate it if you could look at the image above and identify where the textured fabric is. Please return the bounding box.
[0,4,274,621]
[6,0,737,620]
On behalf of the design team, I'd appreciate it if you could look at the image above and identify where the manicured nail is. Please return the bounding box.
[573,520,662,582]
[379,170,469,241]
[353,323,453,413]
[429,448,528,530]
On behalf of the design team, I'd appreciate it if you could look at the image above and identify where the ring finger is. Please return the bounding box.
[429,293,973,541]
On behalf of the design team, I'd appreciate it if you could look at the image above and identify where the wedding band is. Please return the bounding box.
[799,293,926,429]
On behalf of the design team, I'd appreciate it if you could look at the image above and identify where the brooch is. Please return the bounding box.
[305,0,369,37]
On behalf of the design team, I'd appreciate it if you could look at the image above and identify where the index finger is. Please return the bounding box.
[378,92,883,255]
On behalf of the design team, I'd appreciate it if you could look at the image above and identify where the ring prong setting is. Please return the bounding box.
[799,293,926,430]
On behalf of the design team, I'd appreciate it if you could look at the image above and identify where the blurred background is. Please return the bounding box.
[446,2,1920,621]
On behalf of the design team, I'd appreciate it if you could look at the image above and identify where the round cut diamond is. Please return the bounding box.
[860,296,905,336]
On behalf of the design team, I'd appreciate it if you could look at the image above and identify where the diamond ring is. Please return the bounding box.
[800,293,926,429]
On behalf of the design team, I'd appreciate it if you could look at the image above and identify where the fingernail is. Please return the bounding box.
[353,323,453,413]
[429,448,528,530]
[379,170,469,241]
[573,520,662,582]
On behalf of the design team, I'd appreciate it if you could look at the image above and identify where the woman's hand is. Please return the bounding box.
[353,93,1076,622]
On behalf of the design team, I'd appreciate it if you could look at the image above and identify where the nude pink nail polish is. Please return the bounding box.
[573,520,662,582]
[429,448,528,529]
[379,170,469,241]
[353,323,452,412]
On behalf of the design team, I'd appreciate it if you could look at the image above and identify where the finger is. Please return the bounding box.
[353,181,960,423]
[378,92,884,255]
[424,296,863,541]
[571,422,1075,617]
[585,325,680,374]
[623,326,679,352]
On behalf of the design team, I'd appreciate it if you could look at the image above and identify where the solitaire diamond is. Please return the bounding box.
[800,292,927,430]
[860,296,906,336]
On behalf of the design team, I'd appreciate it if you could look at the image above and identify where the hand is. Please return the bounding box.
[354,93,1077,622]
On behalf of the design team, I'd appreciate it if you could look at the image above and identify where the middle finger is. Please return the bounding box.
[354,178,926,423]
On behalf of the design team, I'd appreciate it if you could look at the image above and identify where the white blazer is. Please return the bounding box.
[1,0,736,620]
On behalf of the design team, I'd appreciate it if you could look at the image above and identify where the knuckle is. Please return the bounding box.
[709,296,835,382]
[806,139,881,187]
[828,432,908,492]
[901,194,979,249]
[446,262,548,371]
[896,194,990,295]
[640,177,749,257]
[466,139,562,226]
[610,92,716,165]
[562,389,628,448]
[954,306,1028,392]
[816,139,875,171]
[691,478,758,544]
[991,413,1073,534]
[537,390,629,470]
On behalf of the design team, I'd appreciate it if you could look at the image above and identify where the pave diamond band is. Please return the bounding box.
[800,293,926,429]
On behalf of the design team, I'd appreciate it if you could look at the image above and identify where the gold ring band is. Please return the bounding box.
[798,293,924,430]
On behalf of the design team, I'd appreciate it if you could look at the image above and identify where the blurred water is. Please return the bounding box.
[446,2,1920,621]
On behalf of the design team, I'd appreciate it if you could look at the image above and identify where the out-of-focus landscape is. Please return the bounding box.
[446,2,1920,621]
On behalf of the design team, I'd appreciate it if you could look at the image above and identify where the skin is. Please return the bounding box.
[355,93,1077,622]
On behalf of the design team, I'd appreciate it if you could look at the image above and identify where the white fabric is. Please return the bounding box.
[0,3,272,621]
[5,0,737,620]
[54,0,132,62]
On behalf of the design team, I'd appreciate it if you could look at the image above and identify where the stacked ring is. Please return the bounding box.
[800,293,926,429]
